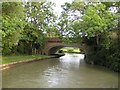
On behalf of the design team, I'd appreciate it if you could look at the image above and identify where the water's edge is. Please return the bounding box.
[0,57,54,71]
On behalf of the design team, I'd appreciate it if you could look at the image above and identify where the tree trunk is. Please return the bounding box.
[96,33,99,46]
[31,42,33,55]
[35,48,36,54]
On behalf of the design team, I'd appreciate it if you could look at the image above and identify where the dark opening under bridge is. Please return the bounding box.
[42,38,91,56]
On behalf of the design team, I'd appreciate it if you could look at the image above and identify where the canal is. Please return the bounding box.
[2,53,118,88]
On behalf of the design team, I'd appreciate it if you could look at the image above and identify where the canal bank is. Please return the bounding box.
[0,55,54,70]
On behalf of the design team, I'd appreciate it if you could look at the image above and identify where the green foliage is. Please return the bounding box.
[25,2,56,32]
[22,2,58,54]
[2,1,58,55]
[57,12,69,37]
[91,40,120,72]
[21,22,45,46]
[69,20,83,43]
[60,1,119,72]
[58,50,64,54]
[2,2,26,55]
[46,26,60,38]
[70,1,84,13]
[18,22,46,55]
[58,1,84,42]
[81,4,116,38]
[1,1,119,72]
[59,47,80,53]
[67,49,74,53]
[2,2,25,19]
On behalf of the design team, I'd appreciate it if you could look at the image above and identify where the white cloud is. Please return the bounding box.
[50,0,73,16]
[24,0,74,16]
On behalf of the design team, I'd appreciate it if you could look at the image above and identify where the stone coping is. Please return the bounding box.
[0,57,54,71]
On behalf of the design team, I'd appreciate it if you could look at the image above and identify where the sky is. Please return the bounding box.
[24,0,73,16]
[49,0,73,15]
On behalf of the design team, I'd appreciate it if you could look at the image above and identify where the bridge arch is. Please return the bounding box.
[42,43,86,55]
[42,38,91,57]
[48,45,65,55]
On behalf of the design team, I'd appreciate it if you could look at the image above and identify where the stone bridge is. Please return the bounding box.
[42,38,91,56]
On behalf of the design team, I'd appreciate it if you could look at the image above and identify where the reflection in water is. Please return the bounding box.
[59,53,84,69]
[2,53,118,88]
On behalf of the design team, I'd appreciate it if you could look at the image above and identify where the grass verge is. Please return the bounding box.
[2,54,51,64]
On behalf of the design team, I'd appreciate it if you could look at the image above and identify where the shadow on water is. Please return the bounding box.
[50,53,65,58]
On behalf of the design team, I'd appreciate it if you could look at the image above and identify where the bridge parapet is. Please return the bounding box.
[47,38,62,43]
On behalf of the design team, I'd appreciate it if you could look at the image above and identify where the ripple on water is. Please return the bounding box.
[2,53,118,88]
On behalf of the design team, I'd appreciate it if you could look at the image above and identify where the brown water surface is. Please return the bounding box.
[2,53,118,88]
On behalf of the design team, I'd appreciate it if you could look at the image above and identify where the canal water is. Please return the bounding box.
[2,53,118,88]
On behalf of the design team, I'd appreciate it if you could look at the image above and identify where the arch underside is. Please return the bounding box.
[48,45,65,55]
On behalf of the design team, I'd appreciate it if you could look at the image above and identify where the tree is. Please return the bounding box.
[0,2,2,53]
[2,2,26,55]
[57,1,85,43]
[19,1,57,54]
[25,2,56,33]
[81,4,117,45]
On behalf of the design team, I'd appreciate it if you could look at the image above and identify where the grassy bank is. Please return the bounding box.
[2,55,51,64]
